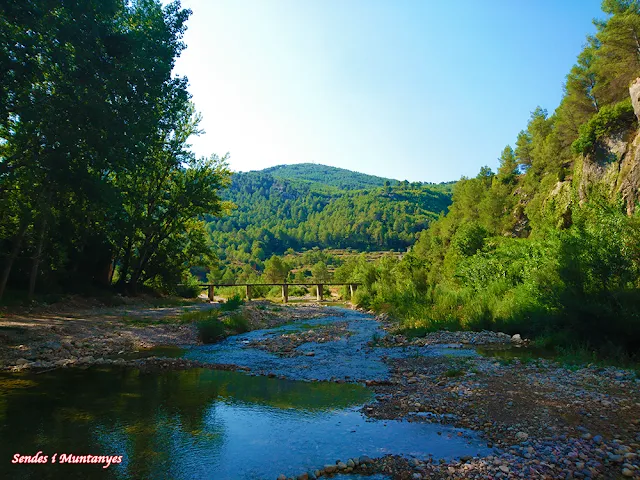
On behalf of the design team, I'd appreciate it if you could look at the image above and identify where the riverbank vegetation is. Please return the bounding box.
[342,0,640,358]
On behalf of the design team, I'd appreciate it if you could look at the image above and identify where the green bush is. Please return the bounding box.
[289,285,308,296]
[571,99,636,155]
[223,312,250,333]
[176,273,203,298]
[220,294,244,311]
[197,317,226,343]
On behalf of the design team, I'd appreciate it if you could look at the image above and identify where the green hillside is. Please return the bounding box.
[204,167,454,281]
[260,163,399,190]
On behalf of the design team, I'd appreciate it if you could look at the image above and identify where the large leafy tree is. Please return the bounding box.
[0,0,230,298]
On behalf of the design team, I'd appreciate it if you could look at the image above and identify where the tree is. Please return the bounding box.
[311,261,331,283]
[592,0,640,104]
[496,146,519,184]
[0,0,232,298]
[263,255,290,283]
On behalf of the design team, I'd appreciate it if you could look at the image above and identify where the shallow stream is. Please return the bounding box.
[0,308,493,479]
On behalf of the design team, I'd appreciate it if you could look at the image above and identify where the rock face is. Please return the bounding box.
[573,78,640,215]
[630,78,640,121]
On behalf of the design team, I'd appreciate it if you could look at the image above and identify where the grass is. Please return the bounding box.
[444,368,465,378]
[183,308,251,343]
[219,294,244,312]
[223,312,250,333]
[178,308,220,323]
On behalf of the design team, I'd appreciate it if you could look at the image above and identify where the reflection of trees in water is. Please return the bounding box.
[0,368,369,479]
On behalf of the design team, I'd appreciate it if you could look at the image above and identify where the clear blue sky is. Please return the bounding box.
[171,0,605,183]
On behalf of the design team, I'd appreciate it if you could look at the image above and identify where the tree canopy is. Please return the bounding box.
[0,0,231,298]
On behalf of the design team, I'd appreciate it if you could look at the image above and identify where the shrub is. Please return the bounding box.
[197,317,226,343]
[220,294,244,312]
[176,273,203,298]
[571,99,636,155]
[223,312,250,333]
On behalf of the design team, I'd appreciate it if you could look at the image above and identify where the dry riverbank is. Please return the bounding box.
[0,298,342,371]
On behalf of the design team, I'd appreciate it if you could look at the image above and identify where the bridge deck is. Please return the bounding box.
[200,283,360,303]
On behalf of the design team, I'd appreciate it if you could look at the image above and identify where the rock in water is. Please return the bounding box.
[511,334,523,344]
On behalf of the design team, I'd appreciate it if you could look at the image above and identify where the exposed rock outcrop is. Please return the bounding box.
[574,79,640,215]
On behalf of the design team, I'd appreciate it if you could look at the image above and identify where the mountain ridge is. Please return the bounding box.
[244,163,453,191]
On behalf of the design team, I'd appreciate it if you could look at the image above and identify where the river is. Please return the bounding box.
[0,308,492,480]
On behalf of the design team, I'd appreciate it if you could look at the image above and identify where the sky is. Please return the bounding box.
[171,0,605,183]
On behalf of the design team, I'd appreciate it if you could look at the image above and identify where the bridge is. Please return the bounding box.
[200,283,360,303]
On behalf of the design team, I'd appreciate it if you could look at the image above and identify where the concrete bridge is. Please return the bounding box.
[201,283,360,303]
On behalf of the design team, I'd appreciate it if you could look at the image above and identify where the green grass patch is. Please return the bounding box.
[220,294,244,312]
[223,312,250,333]
[443,368,465,378]
[178,308,220,323]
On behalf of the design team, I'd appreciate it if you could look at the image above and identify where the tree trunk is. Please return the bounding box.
[0,222,28,301]
[27,217,47,300]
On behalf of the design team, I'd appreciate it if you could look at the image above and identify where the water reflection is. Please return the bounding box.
[0,367,490,480]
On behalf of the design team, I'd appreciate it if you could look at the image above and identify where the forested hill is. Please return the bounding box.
[204,166,454,267]
[260,163,398,190]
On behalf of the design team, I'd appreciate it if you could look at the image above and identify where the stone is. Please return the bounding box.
[359,456,372,464]
[346,459,355,468]
[337,461,347,470]
[511,334,523,344]
[277,475,286,480]
[515,431,529,442]
[499,465,510,473]
[324,465,336,473]
[622,468,633,477]
[15,358,29,365]
[630,78,640,121]
[296,473,308,480]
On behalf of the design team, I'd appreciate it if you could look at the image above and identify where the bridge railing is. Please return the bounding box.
[198,283,360,303]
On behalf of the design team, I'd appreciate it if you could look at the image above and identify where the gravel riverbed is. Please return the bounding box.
[1,302,638,479]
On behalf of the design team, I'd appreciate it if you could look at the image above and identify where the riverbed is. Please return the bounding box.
[0,307,493,480]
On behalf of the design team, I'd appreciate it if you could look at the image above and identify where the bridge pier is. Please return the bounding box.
[208,285,215,302]
[245,285,252,301]
[316,284,323,301]
[349,284,357,299]
[281,284,288,303]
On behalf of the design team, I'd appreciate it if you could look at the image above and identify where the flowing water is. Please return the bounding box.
[0,308,493,480]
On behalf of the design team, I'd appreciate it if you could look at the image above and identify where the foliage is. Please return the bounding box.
[571,99,636,154]
[176,273,203,298]
[219,294,244,312]
[262,163,400,190]
[335,1,640,358]
[197,317,226,344]
[0,0,231,299]
[222,312,250,333]
[263,255,291,283]
[203,169,453,283]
